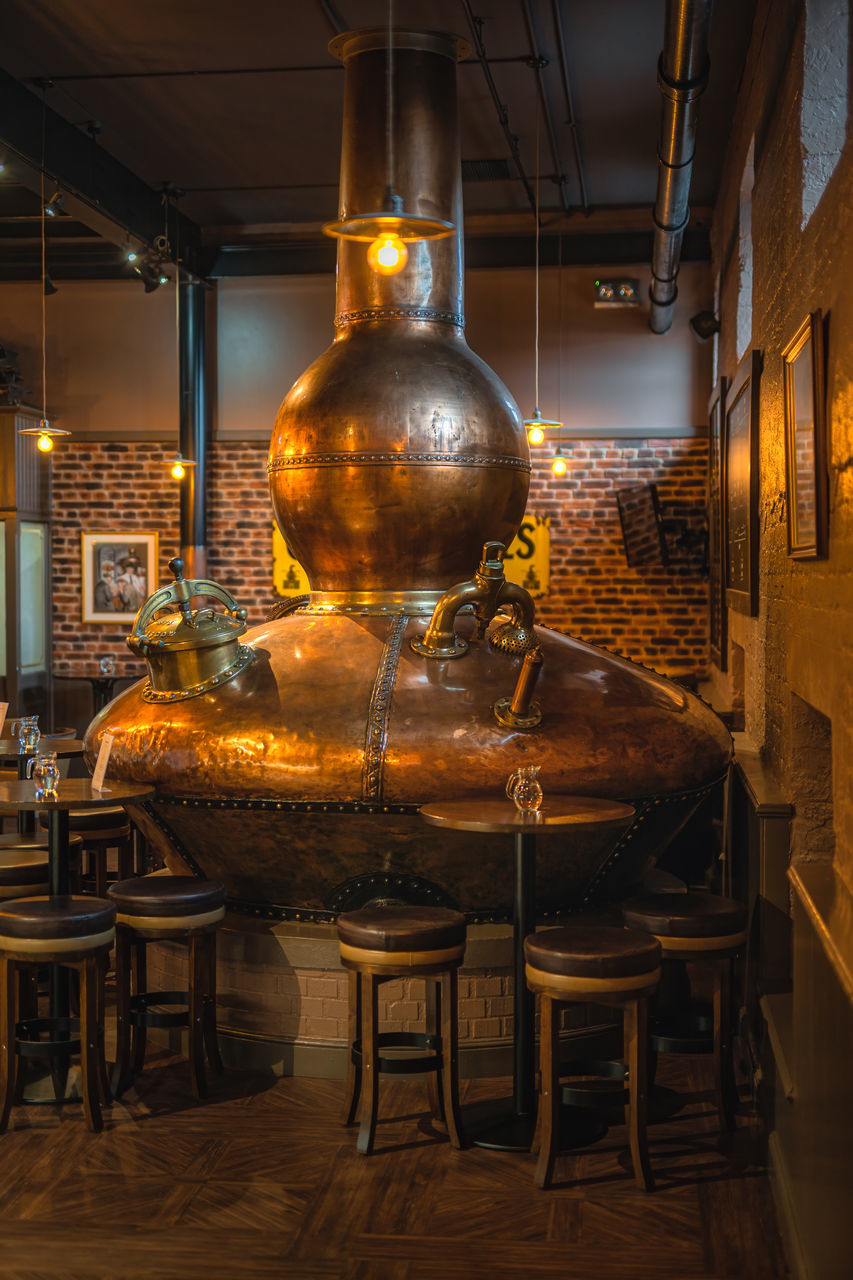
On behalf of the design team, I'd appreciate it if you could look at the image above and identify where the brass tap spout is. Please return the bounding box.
[494,646,544,730]
[411,541,535,660]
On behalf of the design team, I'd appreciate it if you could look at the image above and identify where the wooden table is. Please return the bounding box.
[0,776,155,1102]
[54,672,140,716]
[0,737,85,834]
[420,795,635,1151]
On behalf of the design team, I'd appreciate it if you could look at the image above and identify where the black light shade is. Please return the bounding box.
[688,310,720,342]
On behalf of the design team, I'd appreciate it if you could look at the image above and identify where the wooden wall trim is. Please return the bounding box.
[788,861,853,1008]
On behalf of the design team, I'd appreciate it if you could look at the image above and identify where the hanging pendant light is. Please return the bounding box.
[523,85,562,444]
[323,0,454,273]
[19,92,70,454]
[159,194,195,483]
[552,446,567,477]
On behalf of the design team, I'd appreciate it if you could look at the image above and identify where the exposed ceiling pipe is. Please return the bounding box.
[460,0,538,219]
[551,0,589,216]
[649,0,712,334]
[520,0,572,215]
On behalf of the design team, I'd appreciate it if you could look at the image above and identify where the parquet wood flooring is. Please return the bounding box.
[0,1039,789,1280]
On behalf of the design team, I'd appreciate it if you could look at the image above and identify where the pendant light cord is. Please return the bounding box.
[385,0,395,199]
[533,88,541,412]
[40,94,48,424]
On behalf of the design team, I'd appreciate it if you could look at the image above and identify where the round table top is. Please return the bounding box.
[0,778,155,811]
[419,795,636,835]
[0,737,85,760]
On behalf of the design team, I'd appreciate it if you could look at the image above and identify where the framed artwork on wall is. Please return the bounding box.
[708,376,728,669]
[81,531,158,624]
[782,310,828,559]
[724,349,761,616]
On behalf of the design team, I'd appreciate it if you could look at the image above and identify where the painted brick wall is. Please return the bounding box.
[51,435,708,679]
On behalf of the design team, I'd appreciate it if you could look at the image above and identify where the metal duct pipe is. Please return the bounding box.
[178,277,208,577]
[649,0,712,334]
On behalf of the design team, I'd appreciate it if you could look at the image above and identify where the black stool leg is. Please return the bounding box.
[713,957,737,1132]
[188,934,207,1100]
[439,969,464,1149]
[356,972,379,1155]
[111,928,133,1098]
[78,955,103,1133]
[343,969,361,1126]
[535,993,559,1189]
[625,997,653,1191]
[202,933,224,1075]
[425,978,444,1124]
[0,955,17,1132]
[130,939,147,1078]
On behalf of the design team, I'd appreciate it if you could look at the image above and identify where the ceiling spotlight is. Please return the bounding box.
[126,249,138,263]
[43,273,58,296]
[44,190,64,217]
[688,310,720,342]
[133,255,163,293]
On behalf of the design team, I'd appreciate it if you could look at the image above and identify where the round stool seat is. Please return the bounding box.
[337,905,466,966]
[622,892,747,951]
[0,847,50,898]
[525,924,661,995]
[108,875,226,930]
[0,832,83,854]
[40,807,129,838]
[0,895,115,953]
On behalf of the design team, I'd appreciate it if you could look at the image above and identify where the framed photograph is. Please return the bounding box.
[724,350,761,616]
[708,376,728,669]
[783,311,828,558]
[81,531,158,624]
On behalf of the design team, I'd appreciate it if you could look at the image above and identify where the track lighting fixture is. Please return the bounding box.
[522,81,561,442]
[43,190,64,217]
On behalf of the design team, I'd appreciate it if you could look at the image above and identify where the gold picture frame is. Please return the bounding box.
[81,531,159,624]
[783,311,828,559]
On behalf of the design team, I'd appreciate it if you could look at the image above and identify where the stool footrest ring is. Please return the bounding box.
[15,1016,81,1058]
[351,1031,442,1075]
[130,989,190,1030]
[650,1008,713,1054]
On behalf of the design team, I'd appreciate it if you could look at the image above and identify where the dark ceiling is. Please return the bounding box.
[0,0,755,282]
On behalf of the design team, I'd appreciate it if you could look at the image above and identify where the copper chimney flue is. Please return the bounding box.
[268,29,529,605]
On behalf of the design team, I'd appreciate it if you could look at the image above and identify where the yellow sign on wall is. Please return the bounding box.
[273,515,551,598]
[503,514,551,597]
[272,524,310,596]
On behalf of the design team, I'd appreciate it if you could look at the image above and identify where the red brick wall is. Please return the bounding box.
[51,436,708,679]
[528,435,709,677]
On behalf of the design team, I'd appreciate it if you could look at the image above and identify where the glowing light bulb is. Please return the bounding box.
[37,432,54,453]
[528,424,545,445]
[171,459,186,479]
[552,452,567,477]
[367,232,408,275]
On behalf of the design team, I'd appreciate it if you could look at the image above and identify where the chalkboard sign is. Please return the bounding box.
[616,484,669,568]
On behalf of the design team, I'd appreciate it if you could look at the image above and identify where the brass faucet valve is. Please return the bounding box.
[493,646,544,730]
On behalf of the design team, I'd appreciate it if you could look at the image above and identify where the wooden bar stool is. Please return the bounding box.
[622,892,747,1132]
[0,895,115,1133]
[337,905,466,1155]
[40,807,134,897]
[108,874,226,1100]
[1,834,84,894]
[524,924,662,1191]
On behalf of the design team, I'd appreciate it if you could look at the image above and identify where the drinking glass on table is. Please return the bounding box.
[27,751,60,801]
[99,655,116,676]
[505,764,543,817]
[10,715,40,754]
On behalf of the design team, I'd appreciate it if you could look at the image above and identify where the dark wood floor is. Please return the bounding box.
[0,1041,788,1280]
